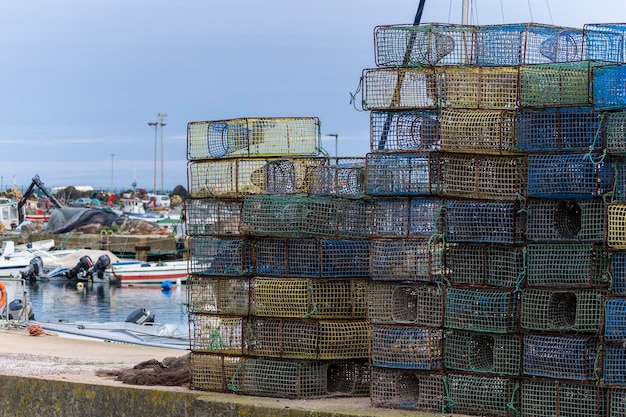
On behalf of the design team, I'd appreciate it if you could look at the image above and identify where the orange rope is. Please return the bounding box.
[28,324,45,336]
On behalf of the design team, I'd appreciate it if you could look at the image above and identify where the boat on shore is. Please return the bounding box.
[31,319,190,349]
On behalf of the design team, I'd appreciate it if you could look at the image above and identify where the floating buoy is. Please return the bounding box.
[76,282,84,290]
[161,280,172,291]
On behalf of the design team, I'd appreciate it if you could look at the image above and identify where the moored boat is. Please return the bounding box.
[109,260,188,285]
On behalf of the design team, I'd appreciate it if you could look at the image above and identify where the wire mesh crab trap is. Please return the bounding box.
[444,243,524,288]
[603,344,626,387]
[249,278,367,319]
[438,153,526,200]
[307,157,366,197]
[187,276,250,315]
[607,111,626,154]
[370,110,440,152]
[374,23,475,67]
[241,195,341,237]
[610,252,626,294]
[527,153,613,198]
[371,326,443,370]
[187,117,320,160]
[444,374,520,417]
[520,289,604,333]
[243,318,370,360]
[254,237,371,278]
[190,314,244,354]
[286,238,371,278]
[444,288,519,334]
[331,197,373,238]
[187,157,327,198]
[367,282,444,326]
[370,238,444,282]
[525,199,606,242]
[185,198,242,237]
[189,237,253,276]
[521,379,607,417]
[444,330,522,376]
[365,153,438,196]
[439,109,518,154]
[372,197,444,238]
[474,23,584,66]
[585,23,626,62]
[603,297,626,342]
[445,200,525,244]
[606,203,626,248]
[608,388,626,416]
[523,334,598,380]
[474,23,583,66]
[611,159,626,202]
[439,62,592,109]
[516,106,604,152]
[593,64,626,111]
[361,67,438,111]
[190,352,244,392]
[231,357,370,399]
[370,367,445,411]
[525,243,610,288]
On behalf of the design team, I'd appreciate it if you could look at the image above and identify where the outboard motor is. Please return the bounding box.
[87,254,111,281]
[8,299,35,321]
[20,256,44,282]
[125,308,155,325]
[64,255,93,281]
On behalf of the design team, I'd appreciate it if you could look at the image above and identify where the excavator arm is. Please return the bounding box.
[17,175,64,223]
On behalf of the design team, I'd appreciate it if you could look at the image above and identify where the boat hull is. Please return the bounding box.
[110,261,188,284]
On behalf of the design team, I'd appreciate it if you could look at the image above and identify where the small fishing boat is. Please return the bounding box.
[109,260,189,285]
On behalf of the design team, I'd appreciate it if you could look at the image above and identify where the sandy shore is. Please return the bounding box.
[0,323,188,389]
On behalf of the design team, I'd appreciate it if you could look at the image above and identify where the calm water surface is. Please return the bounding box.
[26,281,190,326]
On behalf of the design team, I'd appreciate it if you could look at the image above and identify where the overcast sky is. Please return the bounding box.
[0,0,623,192]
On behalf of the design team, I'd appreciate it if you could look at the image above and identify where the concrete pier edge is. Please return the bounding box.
[0,374,456,417]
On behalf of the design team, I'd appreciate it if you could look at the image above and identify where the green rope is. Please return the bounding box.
[442,375,454,413]
[207,330,223,351]
[227,362,244,392]
[514,247,527,293]
[583,147,607,165]
[303,284,319,318]
[603,162,619,204]
[349,76,364,111]
[515,193,530,214]
[506,383,520,416]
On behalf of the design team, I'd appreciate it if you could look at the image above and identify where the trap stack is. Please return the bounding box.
[364,22,626,415]
[184,117,371,398]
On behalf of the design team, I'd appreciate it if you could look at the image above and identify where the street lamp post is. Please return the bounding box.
[157,113,167,194]
[326,134,338,158]
[148,121,158,195]
[110,154,115,193]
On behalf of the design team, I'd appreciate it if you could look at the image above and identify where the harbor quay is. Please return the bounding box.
[0,328,467,417]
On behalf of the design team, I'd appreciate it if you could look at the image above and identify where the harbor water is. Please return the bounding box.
[26,281,189,326]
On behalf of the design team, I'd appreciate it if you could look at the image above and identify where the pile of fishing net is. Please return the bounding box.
[97,354,190,386]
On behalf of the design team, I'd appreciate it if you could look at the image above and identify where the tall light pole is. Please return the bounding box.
[326,134,338,158]
[110,154,115,193]
[157,113,167,194]
[148,121,158,195]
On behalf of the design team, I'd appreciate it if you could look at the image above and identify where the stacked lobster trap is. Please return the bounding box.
[184,117,372,399]
[363,22,626,416]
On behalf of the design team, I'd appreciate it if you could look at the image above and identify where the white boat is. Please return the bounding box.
[0,198,19,231]
[30,319,190,349]
[109,260,189,285]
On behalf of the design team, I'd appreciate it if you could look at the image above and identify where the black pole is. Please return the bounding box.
[378,0,427,151]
